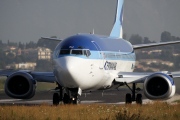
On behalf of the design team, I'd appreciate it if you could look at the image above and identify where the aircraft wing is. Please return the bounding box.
[171,71,180,78]
[41,37,63,41]
[0,69,56,83]
[0,69,17,76]
[30,72,56,83]
[114,71,180,84]
[133,40,180,49]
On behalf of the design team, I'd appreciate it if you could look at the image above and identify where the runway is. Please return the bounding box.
[0,88,180,105]
[0,89,128,105]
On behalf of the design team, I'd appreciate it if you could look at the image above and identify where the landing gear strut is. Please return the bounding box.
[125,83,142,104]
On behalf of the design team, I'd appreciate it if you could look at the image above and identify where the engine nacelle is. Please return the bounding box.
[144,73,176,100]
[5,72,36,99]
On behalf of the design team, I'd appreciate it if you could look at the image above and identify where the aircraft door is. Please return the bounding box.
[91,41,104,69]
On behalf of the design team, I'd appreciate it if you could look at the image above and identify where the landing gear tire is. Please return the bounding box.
[125,93,132,104]
[136,94,142,104]
[124,83,143,104]
[63,93,71,104]
[53,93,60,105]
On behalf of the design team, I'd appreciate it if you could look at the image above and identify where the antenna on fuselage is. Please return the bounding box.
[90,29,95,34]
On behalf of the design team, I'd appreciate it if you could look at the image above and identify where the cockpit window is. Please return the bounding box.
[71,50,83,55]
[84,50,91,57]
[60,50,70,54]
[59,49,91,57]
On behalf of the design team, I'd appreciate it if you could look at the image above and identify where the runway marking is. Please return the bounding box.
[0,99,22,102]
[81,100,103,104]
[19,100,52,103]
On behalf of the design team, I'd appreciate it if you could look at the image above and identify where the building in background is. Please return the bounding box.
[6,62,36,70]
[37,47,51,60]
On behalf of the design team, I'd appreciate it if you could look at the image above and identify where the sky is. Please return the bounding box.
[0,0,180,43]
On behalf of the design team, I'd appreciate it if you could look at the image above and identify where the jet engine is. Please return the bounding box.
[144,73,175,100]
[4,72,36,99]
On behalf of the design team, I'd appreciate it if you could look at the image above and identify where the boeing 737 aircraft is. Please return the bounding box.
[1,0,180,105]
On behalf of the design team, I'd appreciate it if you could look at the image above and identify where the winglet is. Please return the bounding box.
[110,0,124,38]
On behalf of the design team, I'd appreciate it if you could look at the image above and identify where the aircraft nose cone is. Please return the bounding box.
[60,57,75,74]
[58,57,79,88]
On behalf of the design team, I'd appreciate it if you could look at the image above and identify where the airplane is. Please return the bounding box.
[1,0,180,105]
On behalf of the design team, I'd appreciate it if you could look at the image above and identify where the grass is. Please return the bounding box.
[0,77,5,91]
[1,78,180,119]
[0,102,180,120]
[36,82,57,91]
[174,100,180,103]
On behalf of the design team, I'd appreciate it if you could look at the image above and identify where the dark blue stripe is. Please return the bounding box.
[55,34,133,52]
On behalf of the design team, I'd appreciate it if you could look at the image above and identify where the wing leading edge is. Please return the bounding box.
[0,70,56,83]
[115,71,180,84]
[133,40,180,49]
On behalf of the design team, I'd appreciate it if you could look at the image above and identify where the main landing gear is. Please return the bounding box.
[125,83,142,104]
[52,85,79,105]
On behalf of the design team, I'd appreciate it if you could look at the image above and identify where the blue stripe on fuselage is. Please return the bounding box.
[54,34,135,61]
[55,34,133,52]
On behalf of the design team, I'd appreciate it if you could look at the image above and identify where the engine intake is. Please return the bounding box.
[5,72,36,99]
[144,73,175,100]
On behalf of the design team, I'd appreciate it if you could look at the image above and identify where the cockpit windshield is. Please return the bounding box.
[59,49,91,57]
[60,50,71,55]
[71,50,83,55]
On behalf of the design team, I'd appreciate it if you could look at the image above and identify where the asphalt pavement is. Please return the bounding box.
[0,88,180,105]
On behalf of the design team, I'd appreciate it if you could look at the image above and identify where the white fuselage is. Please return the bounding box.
[52,34,136,91]
[53,56,135,91]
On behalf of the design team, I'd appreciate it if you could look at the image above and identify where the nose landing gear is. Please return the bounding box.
[52,85,79,105]
[63,88,78,104]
